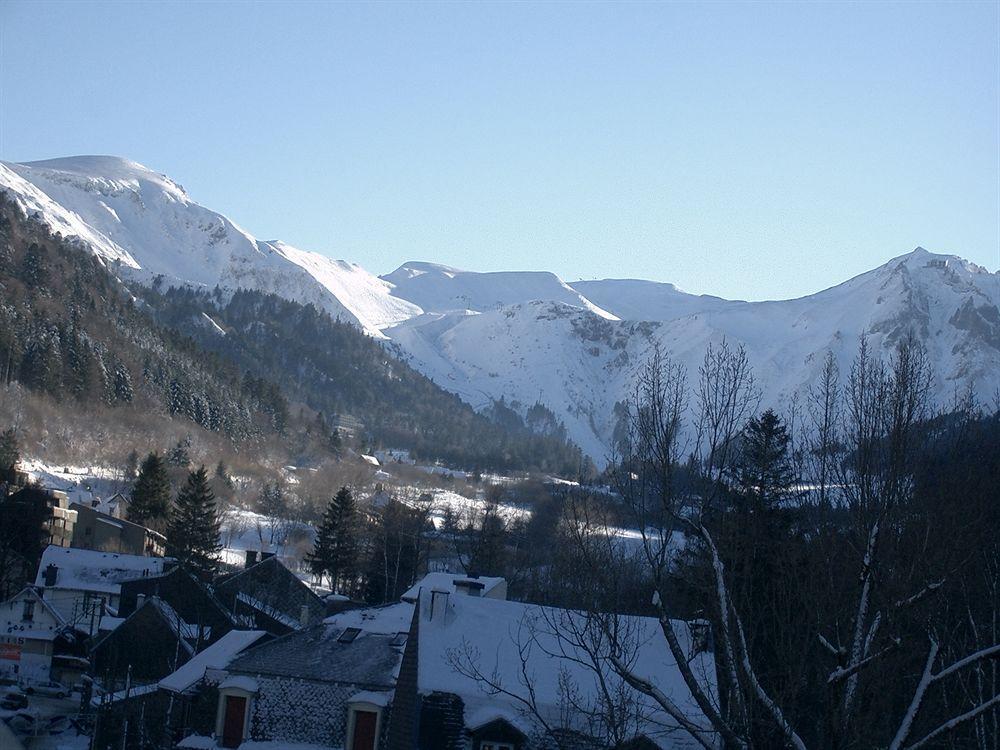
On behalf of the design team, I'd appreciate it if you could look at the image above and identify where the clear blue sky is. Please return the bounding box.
[1,1,997,300]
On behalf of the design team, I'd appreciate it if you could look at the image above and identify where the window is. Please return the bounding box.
[21,600,34,622]
[338,627,361,643]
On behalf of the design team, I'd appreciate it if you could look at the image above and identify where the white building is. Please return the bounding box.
[33,545,172,630]
[0,587,66,682]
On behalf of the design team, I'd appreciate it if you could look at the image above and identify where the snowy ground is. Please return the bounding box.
[0,691,88,748]
[20,459,129,507]
[219,508,314,570]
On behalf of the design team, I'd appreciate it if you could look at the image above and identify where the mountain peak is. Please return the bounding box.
[13,155,189,201]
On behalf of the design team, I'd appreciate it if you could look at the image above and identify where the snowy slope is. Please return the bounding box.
[383,260,618,319]
[0,156,420,336]
[3,155,997,463]
[571,278,739,322]
[386,249,1000,463]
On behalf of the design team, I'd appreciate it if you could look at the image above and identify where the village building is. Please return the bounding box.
[5,485,78,550]
[176,573,718,750]
[118,565,239,637]
[213,553,325,636]
[91,628,270,749]
[70,501,167,557]
[389,588,718,750]
[33,545,173,635]
[0,587,67,683]
[90,595,210,689]
[178,601,413,750]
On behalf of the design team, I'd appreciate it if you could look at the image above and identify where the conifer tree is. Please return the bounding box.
[308,486,359,593]
[328,428,342,454]
[0,428,19,486]
[167,438,191,467]
[214,460,234,489]
[113,363,133,403]
[166,466,222,578]
[20,243,48,288]
[733,408,796,512]
[124,450,140,481]
[129,452,171,528]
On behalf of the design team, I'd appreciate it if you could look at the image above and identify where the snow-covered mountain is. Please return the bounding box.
[385,249,1000,461]
[383,261,618,319]
[3,155,997,463]
[0,157,419,336]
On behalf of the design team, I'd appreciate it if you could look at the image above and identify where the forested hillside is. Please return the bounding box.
[0,194,306,448]
[0,193,583,474]
[139,286,585,473]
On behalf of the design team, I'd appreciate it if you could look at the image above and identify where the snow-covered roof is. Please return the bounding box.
[401,572,506,602]
[415,590,718,749]
[93,681,159,706]
[35,545,172,594]
[229,602,413,686]
[322,601,413,634]
[98,616,125,632]
[218,675,259,693]
[235,590,302,631]
[159,630,268,694]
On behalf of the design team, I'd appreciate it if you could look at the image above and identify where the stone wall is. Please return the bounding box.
[245,674,391,748]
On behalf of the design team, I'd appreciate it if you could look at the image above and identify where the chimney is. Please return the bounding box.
[136,593,146,610]
[42,564,58,587]
[430,590,450,622]
[245,550,258,568]
[299,604,311,627]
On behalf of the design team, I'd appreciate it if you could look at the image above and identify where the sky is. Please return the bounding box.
[1,1,997,301]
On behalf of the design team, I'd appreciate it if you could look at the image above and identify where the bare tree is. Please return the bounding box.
[552,336,997,750]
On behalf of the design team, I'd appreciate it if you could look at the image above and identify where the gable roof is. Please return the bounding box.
[228,602,412,687]
[159,629,268,694]
[214,556,324,631]
[401,572,506,602]
[119,565,237,626]
[1,586,67,639]
[91,596,201,658]
[35,545,172,594]
[415,590,718,750]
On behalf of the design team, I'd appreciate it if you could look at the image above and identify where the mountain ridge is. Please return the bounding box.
[3,154,997,462]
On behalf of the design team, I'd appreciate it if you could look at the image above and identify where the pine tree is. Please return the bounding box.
[19,243,48,288]
[166,466,222,578]
[733,408,796,512]
[0,428,19,486]
[214,460,233,489]
[124,450,140,482]
[167,438,191,467]
[259,481,286,519]
[328,428,342,454]
[113,363,133,403]
[308,486,359,593]
[129,452,171,528]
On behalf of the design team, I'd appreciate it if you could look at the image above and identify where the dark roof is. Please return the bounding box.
[119,566,237,634]
[214,556,324,632]
[228,621,401,687]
